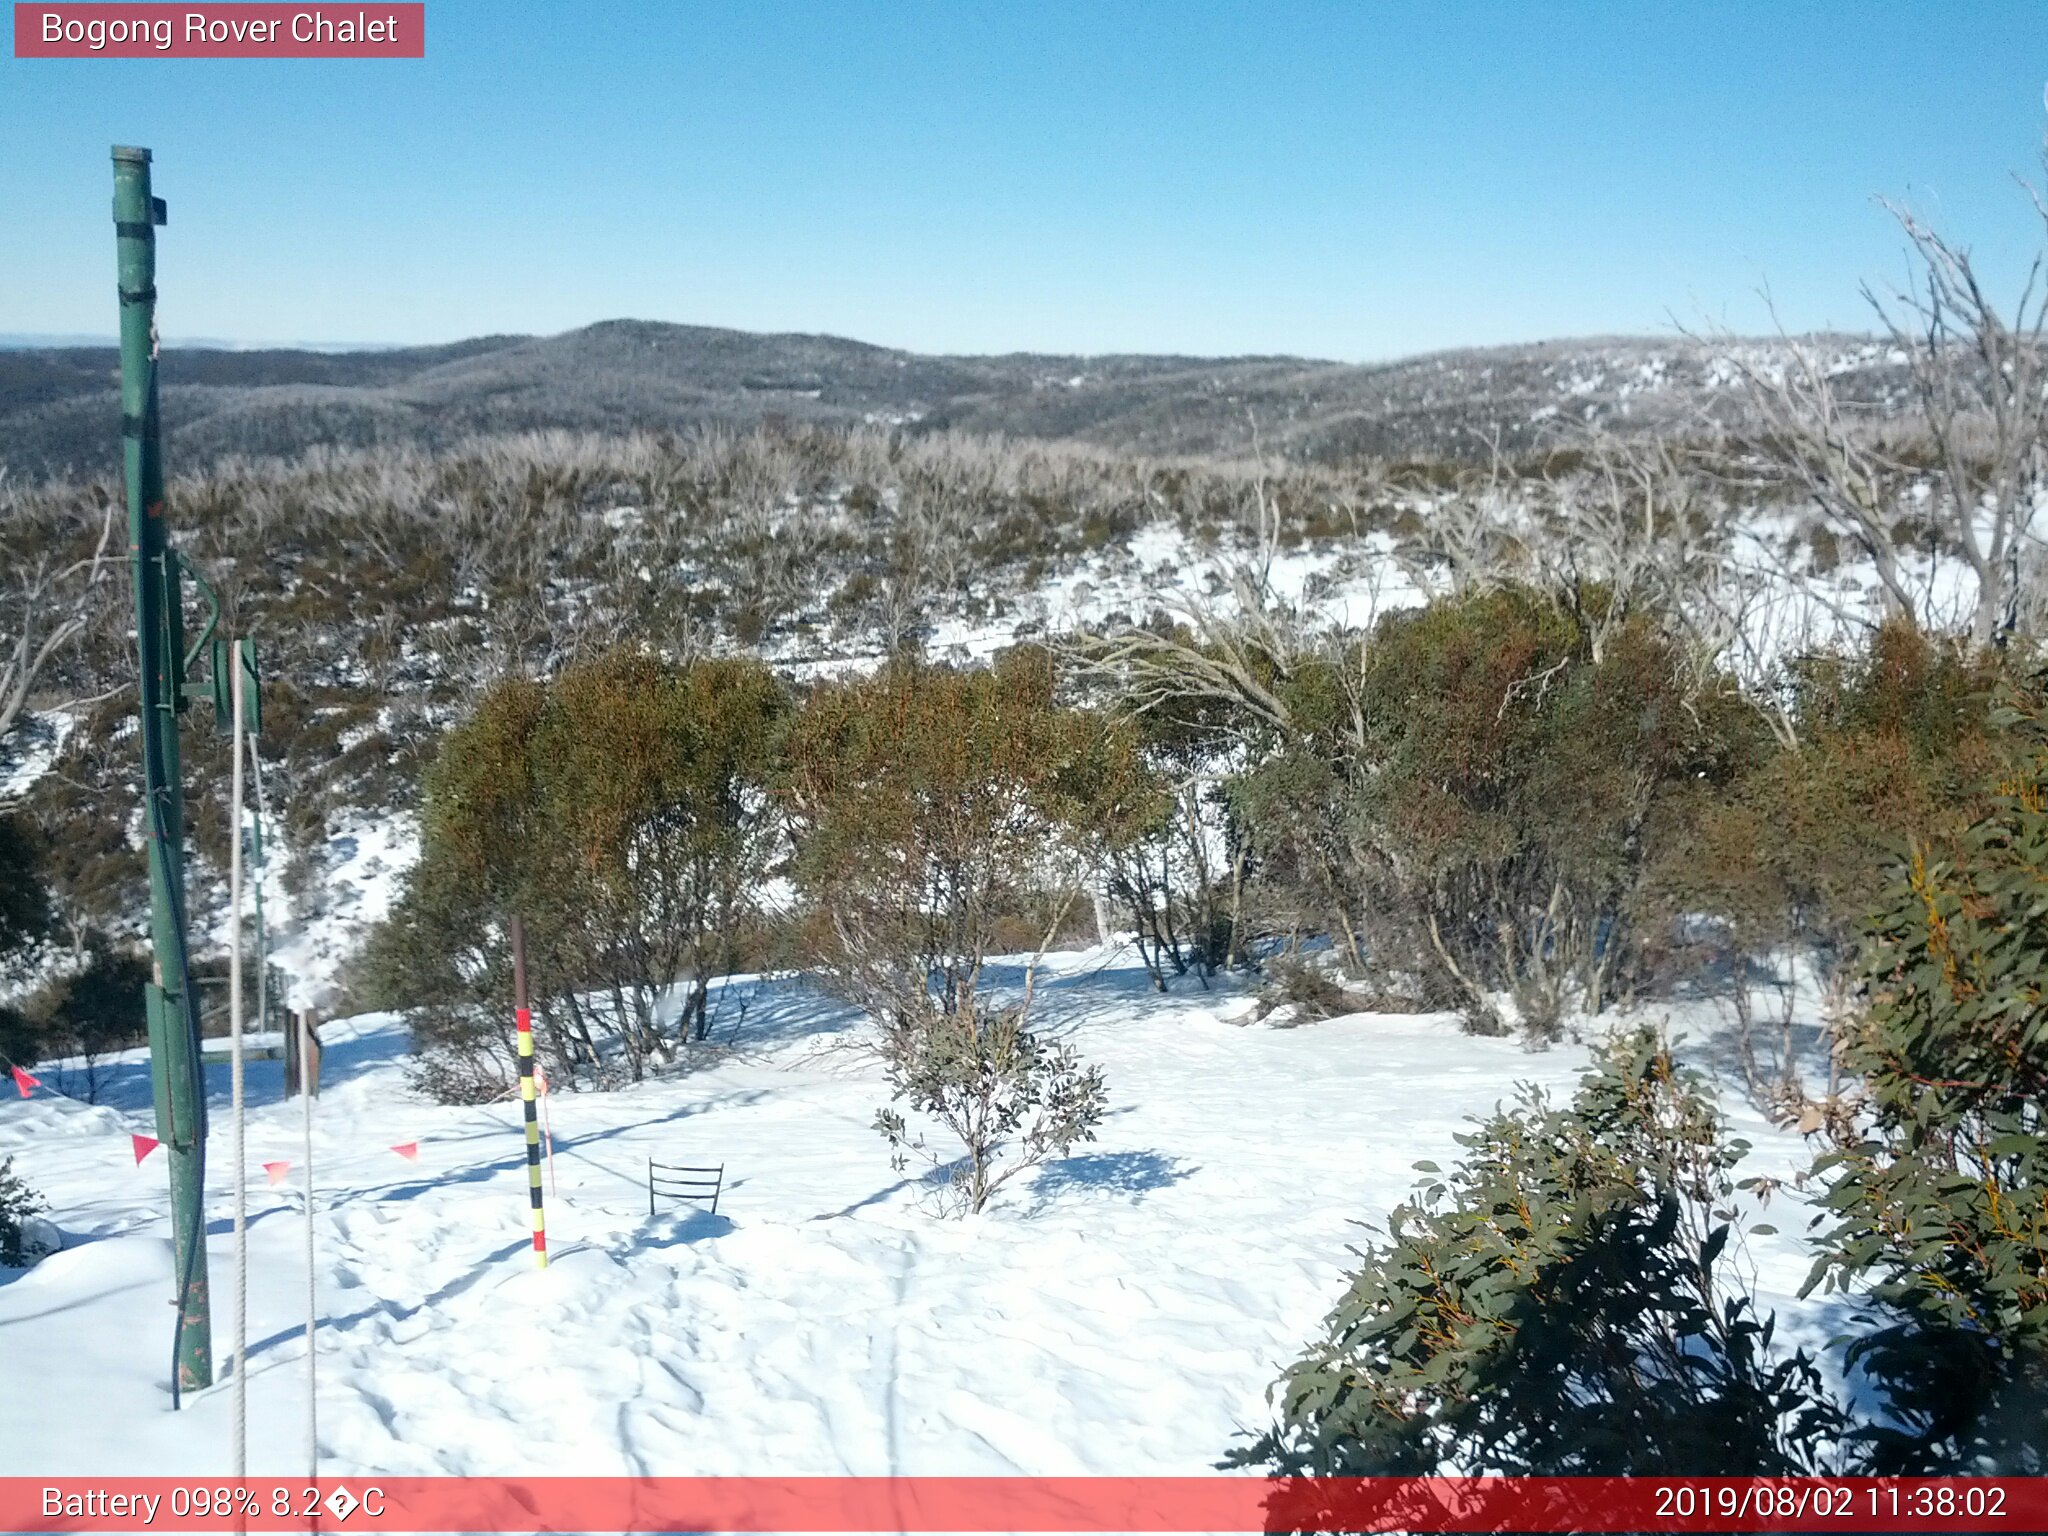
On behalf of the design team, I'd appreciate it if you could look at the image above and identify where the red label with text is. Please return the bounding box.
[14,4,424,57]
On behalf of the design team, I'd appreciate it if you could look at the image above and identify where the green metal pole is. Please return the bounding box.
[241,639,266,1047]
[115,144,213,1396]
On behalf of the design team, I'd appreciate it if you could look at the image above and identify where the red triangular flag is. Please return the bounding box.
[132,1134,160,1164]
[11,1065,40,1098]
[390,1142,419,1162]
[263,1160,291,1187]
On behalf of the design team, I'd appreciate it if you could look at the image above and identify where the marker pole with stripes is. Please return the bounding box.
[509,916,548,1269]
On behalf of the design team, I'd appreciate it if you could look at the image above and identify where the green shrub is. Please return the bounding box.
[1636,622,2016,1119]
[870,975,1108,1216]
[370,649,790,1095]
[783,647,1145,1011]
[1225,747,1364,979]
[1257,586,1757,1034]
[0,1156,48,1268]
[1655,621,2006,965]
[1801,692,2048,1473]
[783,650,1128,1213]
[1236,1028,1840,1476]
[0,1004,38,1077]
[38,937,150,1103]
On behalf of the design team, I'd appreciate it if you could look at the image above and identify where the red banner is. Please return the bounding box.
[1,1477,2042,1532]
[13,4,424,58]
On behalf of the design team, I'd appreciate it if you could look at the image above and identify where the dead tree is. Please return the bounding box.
[0,486,119,760]
[1530,431,1718,664]
[1717,176,2048,649]
[1872,194,2048,648]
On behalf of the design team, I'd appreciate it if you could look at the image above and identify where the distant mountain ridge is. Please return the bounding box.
[0,334,402,351]
[0,318,1901,481]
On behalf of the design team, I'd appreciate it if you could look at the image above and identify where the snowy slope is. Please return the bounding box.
[0,948,1853,1479]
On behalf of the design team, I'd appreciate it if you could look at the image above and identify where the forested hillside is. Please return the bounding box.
[1,323,1913,479]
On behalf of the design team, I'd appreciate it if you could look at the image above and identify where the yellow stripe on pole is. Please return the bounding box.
[510,916,548,1270]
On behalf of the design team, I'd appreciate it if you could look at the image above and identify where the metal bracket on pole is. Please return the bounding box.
[209,637,232,733]
[176,549,220,716]
[238,637,261,736]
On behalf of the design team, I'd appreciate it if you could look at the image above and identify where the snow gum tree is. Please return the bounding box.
[1802,691,2048,1473]
[1640,621,2009,1122]
[783,649,1141,1212]
[1197,587,1751,1035]
[368,648,789,1096]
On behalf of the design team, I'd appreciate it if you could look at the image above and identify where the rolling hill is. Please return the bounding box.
[0,320,1905,481]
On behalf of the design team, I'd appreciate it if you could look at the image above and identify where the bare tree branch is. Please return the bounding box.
[0,488,120,756]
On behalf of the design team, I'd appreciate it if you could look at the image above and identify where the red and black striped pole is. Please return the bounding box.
[509,916,548,1269]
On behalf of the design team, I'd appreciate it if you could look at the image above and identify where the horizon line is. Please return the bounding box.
[0,318,1890,367]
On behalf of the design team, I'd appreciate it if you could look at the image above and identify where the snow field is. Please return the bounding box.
[0,947,1839,1479]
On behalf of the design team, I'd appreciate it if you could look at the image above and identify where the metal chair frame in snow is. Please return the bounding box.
[648,1159,724,1216]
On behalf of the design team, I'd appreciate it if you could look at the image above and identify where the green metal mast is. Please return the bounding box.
[114,144,213,1396]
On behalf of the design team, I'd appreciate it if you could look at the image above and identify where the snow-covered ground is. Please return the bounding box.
[0,946,1855,1479]
[258,809,420,1016]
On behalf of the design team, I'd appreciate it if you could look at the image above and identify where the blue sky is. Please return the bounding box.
[3,1,2045,359]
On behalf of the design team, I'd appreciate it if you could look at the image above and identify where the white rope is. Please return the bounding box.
[248,731,313,1478]
[227,655,248,1478]
[298,1007,317,1481]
